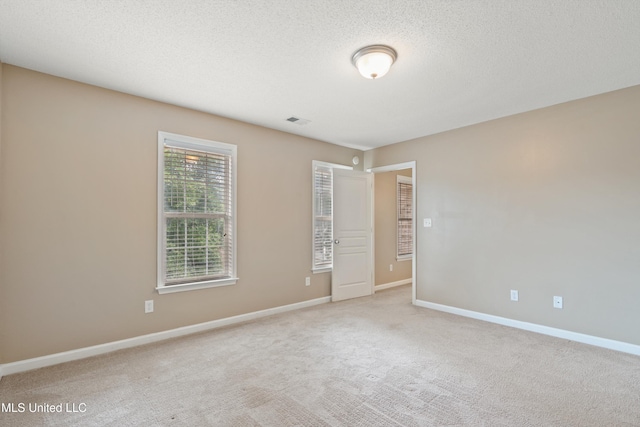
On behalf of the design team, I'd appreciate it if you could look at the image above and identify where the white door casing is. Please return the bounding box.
[331,169,373,302]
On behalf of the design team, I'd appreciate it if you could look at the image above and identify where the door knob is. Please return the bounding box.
[334,239,340,245]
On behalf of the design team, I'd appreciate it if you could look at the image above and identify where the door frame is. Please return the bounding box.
[368,161,417,304]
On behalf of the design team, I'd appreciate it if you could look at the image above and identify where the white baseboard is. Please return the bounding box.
[375,278,412,292]
[0,296,331,378]
[415,299,640,357]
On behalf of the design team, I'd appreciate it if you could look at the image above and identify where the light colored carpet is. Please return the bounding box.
[1,285,639,426]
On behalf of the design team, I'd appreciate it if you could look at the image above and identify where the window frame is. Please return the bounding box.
[311,160,351,273]
[396,174,413,261]
[157,131,238,294]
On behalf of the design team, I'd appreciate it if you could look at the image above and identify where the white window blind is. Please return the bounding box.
[313,163,333,269]
[397,176,413,259]
[158,132,237,293]
[312,161,351,271]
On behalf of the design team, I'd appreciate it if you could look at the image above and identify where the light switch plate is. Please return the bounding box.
[423,218,432,228]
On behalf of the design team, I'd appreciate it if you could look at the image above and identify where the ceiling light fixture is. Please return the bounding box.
[351,45,397,80]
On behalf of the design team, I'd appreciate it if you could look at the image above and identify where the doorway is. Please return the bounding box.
[370,162,416,304]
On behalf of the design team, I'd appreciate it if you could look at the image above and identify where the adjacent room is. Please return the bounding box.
[1,1,639,425]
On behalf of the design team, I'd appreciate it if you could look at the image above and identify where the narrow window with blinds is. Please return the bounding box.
[313,162,333,270]
[312,161,351,271]
[157,132,237,294]
[397,175,413,260]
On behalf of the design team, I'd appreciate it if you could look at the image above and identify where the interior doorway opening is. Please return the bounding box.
[369,162,416,304]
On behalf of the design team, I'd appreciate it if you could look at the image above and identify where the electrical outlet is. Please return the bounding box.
[145,300,154,313]
[510,290,519,301]
[389,264,393,272]
[553,296,563,309]
[423,218,432,228]
[305,277,310,286]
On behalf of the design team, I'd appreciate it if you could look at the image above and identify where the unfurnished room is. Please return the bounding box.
[1,1,639,426]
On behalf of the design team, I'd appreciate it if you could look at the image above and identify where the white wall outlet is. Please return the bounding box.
[305,277,310,286]
[389,264,393,272]
[145,300,154,313]
[510,290,519,301]
[423,218,432,228]
[553,296,563,309]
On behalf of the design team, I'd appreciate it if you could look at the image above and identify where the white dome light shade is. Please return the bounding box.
[352,45,397,79]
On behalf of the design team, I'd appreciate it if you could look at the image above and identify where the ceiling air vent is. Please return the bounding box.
[286,116,311,125]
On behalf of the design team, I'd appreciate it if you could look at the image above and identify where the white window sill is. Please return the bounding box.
[396,256,413,262]
[312,267,332,274]
[156,277,238,294]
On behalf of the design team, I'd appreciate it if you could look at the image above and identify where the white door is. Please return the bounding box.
[331,169,373,302]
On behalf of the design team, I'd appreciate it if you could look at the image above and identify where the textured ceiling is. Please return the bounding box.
[1,1,640,150]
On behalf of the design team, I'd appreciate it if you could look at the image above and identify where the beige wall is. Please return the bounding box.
[366,85,640,345]
[0,61,4,360]
[3,63,639,364]
[374,169,412,286]
[0,65,362,363]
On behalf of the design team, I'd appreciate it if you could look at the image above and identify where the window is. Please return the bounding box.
[397,175,413,260]
[157,131,237,294]
[312,161,350,272]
